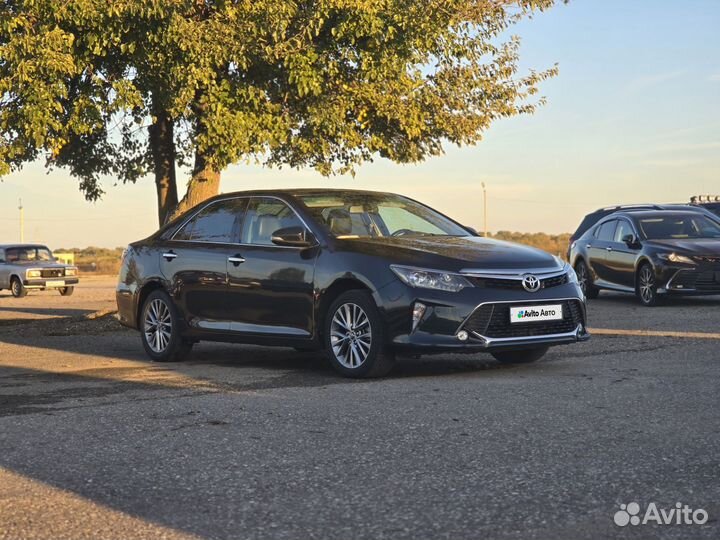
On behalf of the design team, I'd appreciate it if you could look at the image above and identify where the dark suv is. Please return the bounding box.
[117,189,589,378]
[569,210,720,306]
[690,195,720,218]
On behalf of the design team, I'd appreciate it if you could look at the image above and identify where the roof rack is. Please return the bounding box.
[690,195,720,203]
[597,204,664,212]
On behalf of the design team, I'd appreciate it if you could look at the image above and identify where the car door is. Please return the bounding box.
[0,248,8,289]
[226,196,318,337]
[606,218,639,288]
[586,220,617,282]
[159,198,248,332]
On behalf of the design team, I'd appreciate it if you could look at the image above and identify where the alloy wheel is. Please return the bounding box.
[576,264,588,294]
[639,267,655,304]
[330,303,372,369]
[144,298,172,353]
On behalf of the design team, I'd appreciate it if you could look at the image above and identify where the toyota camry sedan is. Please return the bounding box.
[117,189,589,377]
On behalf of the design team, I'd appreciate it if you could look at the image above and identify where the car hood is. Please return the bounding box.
[645,238,720,255]
[337,236,560,271]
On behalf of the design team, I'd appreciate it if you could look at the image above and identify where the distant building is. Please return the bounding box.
[54,251,75,265]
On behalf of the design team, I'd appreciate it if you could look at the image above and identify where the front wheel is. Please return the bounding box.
[637,264,660,307]
[10,277,27,298]
[59,286,74,296]
[324,291,395,378]
[140,290,193,362]
[492,346,549,365]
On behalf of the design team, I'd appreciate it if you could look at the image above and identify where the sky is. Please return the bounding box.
[1,0,719,249]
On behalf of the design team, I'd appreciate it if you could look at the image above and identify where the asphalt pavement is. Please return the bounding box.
[0,279,718,539]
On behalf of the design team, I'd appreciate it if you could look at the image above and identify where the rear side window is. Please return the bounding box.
[573,212,606,240]
[596,220,617,241]
[174,199,247,243]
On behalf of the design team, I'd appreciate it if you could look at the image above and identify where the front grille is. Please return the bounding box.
[469,273,568,291]
[671,269,720,292]
[462,299,585,339]
[41,269,64,278]
[693,256,720,265]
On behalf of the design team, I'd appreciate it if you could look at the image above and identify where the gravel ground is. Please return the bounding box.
[0,281,718,539]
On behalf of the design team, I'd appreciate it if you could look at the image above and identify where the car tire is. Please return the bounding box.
[59,286,74,296]
[324,290,395,378]
[575,260,599,299]
[636,263,660,307]
[140,289,193,362]
[492,346,549,364]
[10,277,27,298]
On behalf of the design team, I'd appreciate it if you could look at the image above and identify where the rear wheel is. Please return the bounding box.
[492,346,549,364]
[10,277,27,298]
[637,263,660,307]
[59,286,74,296]
[575,260,599,299]
[140,290,193,362]
[324,291,395,378]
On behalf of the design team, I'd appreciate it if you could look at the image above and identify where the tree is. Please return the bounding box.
[1,1,560,225]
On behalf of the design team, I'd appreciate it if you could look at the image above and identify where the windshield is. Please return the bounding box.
[5,246,54,263]
[297,193,470,238]
[638,215,720,240]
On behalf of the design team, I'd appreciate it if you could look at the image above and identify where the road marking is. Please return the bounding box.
[589,328,720,340]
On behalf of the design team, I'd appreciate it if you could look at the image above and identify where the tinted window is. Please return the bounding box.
[242,197,305,245]
[596,220,617,242]
[0,248,4,263]
[614,220,633,243]
[174,199,246,243]
[5,246,54,262]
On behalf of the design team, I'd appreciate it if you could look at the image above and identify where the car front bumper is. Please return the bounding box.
[660,264,720,295]
[23,278,79,289]
[379,279,590,354]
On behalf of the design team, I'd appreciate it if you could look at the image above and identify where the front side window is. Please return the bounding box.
[596,220,617,242]
[241,197,305,245]
[638,214,720,240]
[174,199,247,243]
[297,193,469,238]
[614,220,634,243]
[5,246,54,262]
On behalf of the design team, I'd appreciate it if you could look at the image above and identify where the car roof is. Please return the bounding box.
[612,209,715,218]
[0,243,50,249]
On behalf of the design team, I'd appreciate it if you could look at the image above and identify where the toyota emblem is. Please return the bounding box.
[522,274,541,292]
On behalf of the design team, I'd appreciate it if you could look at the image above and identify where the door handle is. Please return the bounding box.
[606,246,613,252]
[228,255,245,266]
[162,251,177,261]
[586,244,592,249]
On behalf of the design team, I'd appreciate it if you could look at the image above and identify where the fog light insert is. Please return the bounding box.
[412,302,427,332]
[457,330,469,342]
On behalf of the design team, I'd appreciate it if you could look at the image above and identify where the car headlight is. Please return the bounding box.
[65,267,77,276]
[658,253,695,265]
[566,264,579,284]
[26,269,41,278]
[390,265,472,292]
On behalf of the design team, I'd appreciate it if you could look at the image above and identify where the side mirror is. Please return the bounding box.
[271,226,316,248]
[622,233,639,248]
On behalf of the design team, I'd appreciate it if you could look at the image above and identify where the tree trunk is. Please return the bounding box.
[171,150,221,219]
[148,110,178,226]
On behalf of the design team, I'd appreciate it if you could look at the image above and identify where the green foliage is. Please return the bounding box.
[1,0,560,200]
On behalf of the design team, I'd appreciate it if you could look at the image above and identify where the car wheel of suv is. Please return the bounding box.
[575,260,599,299]
[140,290,193,362]
[10,277,27,298]
[492,346,549,364]
[59,286,74,296]
[637,263,660,307]
[324,291,395,378]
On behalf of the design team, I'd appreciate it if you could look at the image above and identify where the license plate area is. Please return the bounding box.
[46,280,65,288]
[510,304,563,324]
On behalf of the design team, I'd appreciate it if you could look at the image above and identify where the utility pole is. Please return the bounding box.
[18,198,24,242]
[481,182,488,237]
